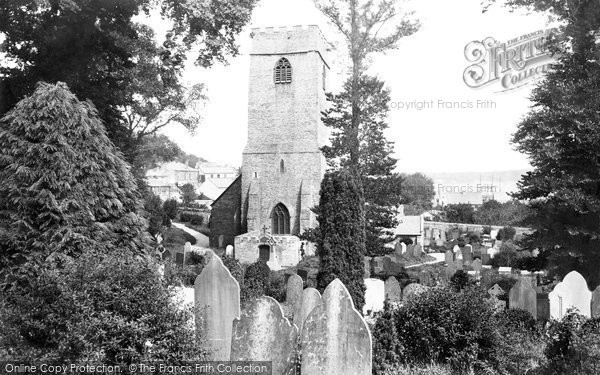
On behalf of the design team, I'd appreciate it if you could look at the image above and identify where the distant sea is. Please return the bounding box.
[427,170,529,204]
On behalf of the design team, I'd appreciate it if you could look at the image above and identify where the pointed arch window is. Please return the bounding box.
[271,203,290,235]
[280,159,285,173]
[274,58,292,84]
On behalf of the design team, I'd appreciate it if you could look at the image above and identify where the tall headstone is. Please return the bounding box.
[537,293,550,321]
[184,242,192,263]
[225,245,234,257]
[549,271,592,319]
[592,286,600,318]
[445,250,454,264]
[301,279,372,375]
[394,241,403,256]
[441,230,447,242]
[231,296,297,374]
[413,244,423,257]
[385,276,402,303]
[218,234,225,248]
[363,278,385,315]
[287,274,304,320]
[463,245,473,264]
[195,255,240,360]
[296,287,322,333]
[509,278,537,318]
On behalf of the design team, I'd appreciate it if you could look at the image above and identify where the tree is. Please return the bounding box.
[0,82,149,286]
[400,173,435,215]
[0,0,257,178]
[473,200,531,227]
[163,199,179,221]
[315,0,419,169]
[316,170,366,310]
[180,183,197,205]
[504,0,600,288]
[444,203,475,224]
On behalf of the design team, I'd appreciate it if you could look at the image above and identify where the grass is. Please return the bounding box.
[162,226,196,255]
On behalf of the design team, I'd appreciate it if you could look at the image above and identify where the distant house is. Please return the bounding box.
[394,214,425,246]
[438,191,495,207]
[146,161,200,201]
[196,162,238,201]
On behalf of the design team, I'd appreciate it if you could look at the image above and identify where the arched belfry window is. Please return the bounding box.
[280,159,285,173]
[274,58,292,84]
[271,203,290,235]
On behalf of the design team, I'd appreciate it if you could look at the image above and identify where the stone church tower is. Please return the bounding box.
[209,25,330,270]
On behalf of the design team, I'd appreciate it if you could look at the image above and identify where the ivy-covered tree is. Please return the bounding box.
[400,172,436,215]
[0,82,149,285]
[316,170,366,310]
[504,0,600,287]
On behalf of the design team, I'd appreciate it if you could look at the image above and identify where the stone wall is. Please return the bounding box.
[234,233,314,270]
[423,221,532,238]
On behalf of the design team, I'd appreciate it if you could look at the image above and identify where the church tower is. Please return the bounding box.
[241,25,329,235]
[235,25,330,268]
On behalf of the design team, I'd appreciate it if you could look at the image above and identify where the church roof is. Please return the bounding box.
[210,175,242,207]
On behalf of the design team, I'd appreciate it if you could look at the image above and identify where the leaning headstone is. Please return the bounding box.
[592,286,600,318]
[231,296,297,375]
[225,245,234,257]
[287,274,304,320]
[549,271,592,319]
[402,283,430,301]
[385,276,402,303]
[301,279,372,375]
[413,244,423,257]
[509,278,537,318]
[195,255,240,360]
[296,287,322,333]
[445,250,454,264]
[472,259,482,273]
[488,284,504,298]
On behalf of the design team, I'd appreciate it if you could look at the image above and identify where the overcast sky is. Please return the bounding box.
[152,0,552,173]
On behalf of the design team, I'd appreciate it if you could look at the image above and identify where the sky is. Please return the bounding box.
[143,0,552,173]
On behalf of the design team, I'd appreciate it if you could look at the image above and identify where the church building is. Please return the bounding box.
[209,25,330,270]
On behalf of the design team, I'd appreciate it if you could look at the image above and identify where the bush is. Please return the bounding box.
[496,226,517,241]
[222,256,244,286]
[0,251,207,363]
[468,232,481,245]
[265,272,287,303]
[186,252,204,266]
[179,212,204,226]
[490,241,519,268]
[450,270,470,291]
[163,199,179,220]
[241,261,271,306]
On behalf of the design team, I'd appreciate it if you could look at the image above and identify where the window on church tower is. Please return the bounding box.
[280,159,285,173]
[271,203,290,235]
[274,58,292,84]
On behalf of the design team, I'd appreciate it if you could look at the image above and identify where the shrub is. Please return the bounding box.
[241,261,271,305]
[372,302,402,375]
[163,199,179,220]
[222,256,244,286]
[265,272,287,303]
[490,241,519,268]
[0,251,207,363]
[457,237,466,247]
[179,212,204,226]
[186,252,204,266]
[450,270,470,291]
[496,226,516,241]
[468,232,481,245]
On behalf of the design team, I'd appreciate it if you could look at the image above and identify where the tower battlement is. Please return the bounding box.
[250,24,331,67]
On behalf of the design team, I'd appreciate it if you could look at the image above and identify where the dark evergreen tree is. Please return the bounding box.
[0,82,149,286]
[322,75,403,256]
[372,301,402,375]
[507,0,600,288]
[316,170,366,310]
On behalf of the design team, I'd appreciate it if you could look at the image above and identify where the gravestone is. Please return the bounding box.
[402,283,429,301]
[490,297,506,312]
[296,287,322,333]
[549,271,592,319]
[225,245,234,257]
[453,245,460,253]
[455,259,463,270]
[481,247,488,255]
[490,229,498,239]
[446,263,457,279]
[499,267,511,274]
[301,279,372,375]
[373,257,384,275]
[162,249,172,260]
[218,234,225,248]
[231,296,297,374]
[455,250,463,261]
[184,242,192,261]
[364,278,385,315]
[435,239,445,247]
[472,259,482,273]
[488,284,504,298]
[537,293,550,320]
[420,271,433,287]
[195,255,240,360]
[481,254,491,265]
[394,241,404,256]
[406,244,415,257]
[175,252,184,266]
[445,250,454,264]
[385,276,402,303]
[287,274,304,320]
[364,257,371,278]
[592,286,600,318]
[413,244,423,257]
[509,278,537,318]
[463,245,473,264]
[441,230,447,242]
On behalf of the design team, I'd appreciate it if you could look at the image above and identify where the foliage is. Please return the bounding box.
[496,226,516,241]
[444,203,475,224]
[474,200,531,227]
[163,199,179,220]
[0,82,149,287]
[240,261,271,306]
[0,250,207,363]
[0,0,258,178]
[389,286,499,372]
[180,184,198,205]
[503,0,600,288]
[379,363,452,375]
[316,170,366,310]
[541,312,600,374]
[144,192,171,238]
[265,272,287,303]
[186,252,204,266]
[221,256,244,286]
[450,270,470,291]
[372,301,402,375]
[400,173,436,215]
[490,241,519,268]
[179,212,204,226]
